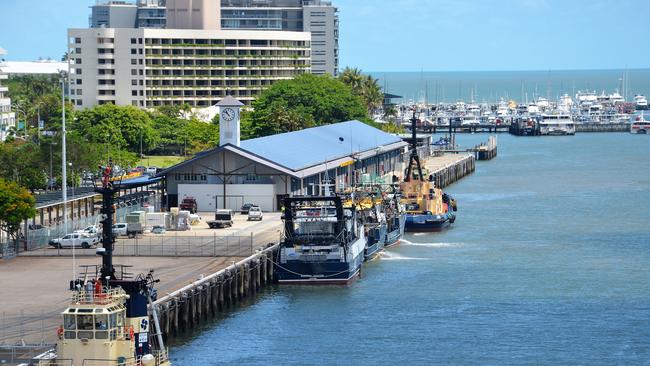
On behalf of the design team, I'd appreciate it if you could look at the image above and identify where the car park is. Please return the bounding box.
[247,206,263,221]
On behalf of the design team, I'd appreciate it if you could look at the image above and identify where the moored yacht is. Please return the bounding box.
[634,95,648,110]
[539,113,575,135]
[630,113,650,134]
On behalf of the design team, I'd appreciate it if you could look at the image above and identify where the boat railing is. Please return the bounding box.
[51,349,169,365]
[71,288,127,305]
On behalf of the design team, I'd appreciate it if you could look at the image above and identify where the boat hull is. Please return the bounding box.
[405,213,454,232]
[276,258,363,285]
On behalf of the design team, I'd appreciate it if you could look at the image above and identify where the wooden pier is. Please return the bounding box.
[424,153,475,189]
[152,243,279,342]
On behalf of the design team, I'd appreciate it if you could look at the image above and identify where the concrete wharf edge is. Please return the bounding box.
[424,153,476,189]
[152,243,279,341]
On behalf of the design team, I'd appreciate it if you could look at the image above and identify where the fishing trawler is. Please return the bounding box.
[39,165,171,366]
[401,112,457,232]
[275,195,366,284]
[381,188,405,247]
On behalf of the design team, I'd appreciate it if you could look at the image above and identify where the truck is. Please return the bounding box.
[207,209,234,229]
[179,197,198,214]
[126,211,146,238]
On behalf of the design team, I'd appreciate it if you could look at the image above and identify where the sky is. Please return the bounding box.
[0,0,648,72]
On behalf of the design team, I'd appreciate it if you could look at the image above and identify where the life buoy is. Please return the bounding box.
[57,326,64,340]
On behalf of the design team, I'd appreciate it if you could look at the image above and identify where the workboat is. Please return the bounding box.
[401,112,457,232]
[383,192,406,247]
[275,196,366,284]
[39,166,171,366]
[630,113,650,134]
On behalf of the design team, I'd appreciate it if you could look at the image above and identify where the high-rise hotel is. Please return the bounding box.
[68,0,338,109]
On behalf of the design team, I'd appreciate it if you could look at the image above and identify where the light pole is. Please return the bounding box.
[60,70,68,239]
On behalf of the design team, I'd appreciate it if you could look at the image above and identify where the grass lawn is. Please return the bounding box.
[137,155,186,168]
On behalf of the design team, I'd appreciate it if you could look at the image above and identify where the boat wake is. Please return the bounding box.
[400,239,462,248]
[380,251,431,261]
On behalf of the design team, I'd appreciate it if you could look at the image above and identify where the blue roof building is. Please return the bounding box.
[159,120,407,212]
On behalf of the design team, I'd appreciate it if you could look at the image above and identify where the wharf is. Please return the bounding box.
[423,153,475,188]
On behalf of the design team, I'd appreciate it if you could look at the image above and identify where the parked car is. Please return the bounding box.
[247,206,263,221]
[112,223,128,236]
[151,225,166,234]
[207,209,234,229]
[74,226,100,242]
[146,166,159,176]
[49,233,95,249]
[179,197,198,214]
[240,203,254,214]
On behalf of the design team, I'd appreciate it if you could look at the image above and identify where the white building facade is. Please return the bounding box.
[68,27,310,108]
[0,49,16,142]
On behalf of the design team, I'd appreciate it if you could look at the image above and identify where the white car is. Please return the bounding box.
[75,226,100,239]
[49,233,96,249]
[247,206,263,221]
[112,223,128,236]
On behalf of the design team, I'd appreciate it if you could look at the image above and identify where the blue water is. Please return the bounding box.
[171,133,650,365]
[371,69,650,104]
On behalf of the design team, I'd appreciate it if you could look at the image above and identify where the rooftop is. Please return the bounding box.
[0,61,68,75]
[239,120,402,171]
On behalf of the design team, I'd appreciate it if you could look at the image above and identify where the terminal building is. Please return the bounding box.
[157,97,408,212]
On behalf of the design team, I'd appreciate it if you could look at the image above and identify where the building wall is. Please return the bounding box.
[179,183,275,211]
[0,62,16,141]
[91,3,138,28]
[166,0,220,29]
[303,4,338,75]
[68,28,310,108]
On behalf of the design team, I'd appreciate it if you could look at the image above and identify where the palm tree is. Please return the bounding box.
[361,75,384,115]
[339,67,364,94]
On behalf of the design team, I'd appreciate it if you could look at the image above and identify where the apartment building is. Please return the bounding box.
[68,27,310,108]
[0,48,16,142]
[91,0,167,28]
[90,0,338,75]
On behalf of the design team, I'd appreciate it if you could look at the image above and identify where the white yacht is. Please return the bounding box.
[630,113,650,134]
[539,114,575,135]
[634,95,648,110]
[536,97,550,110]
[558,94,574,112]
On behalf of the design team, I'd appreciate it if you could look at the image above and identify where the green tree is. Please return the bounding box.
[73,104,159,153]
[0,141,48,191]
[340,68,384,115]
[0,178,36,245]
[251,73,367,136]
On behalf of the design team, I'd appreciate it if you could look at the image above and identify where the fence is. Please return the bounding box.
[23,201,157,252]
[18,230,282,258]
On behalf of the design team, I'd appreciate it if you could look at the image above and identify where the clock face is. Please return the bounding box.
[222,107,236,122]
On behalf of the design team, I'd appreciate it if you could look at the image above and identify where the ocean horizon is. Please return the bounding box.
[365,68,650,104]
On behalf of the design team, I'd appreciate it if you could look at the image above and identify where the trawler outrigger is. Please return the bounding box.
[40,164,170,366]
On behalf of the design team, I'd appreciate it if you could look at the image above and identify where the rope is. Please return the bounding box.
[268,257,354,279]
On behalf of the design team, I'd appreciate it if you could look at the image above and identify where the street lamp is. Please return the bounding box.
[59,70,68,238]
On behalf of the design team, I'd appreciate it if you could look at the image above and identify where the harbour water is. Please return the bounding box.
[371,69,650,104]
[171,133,650,365]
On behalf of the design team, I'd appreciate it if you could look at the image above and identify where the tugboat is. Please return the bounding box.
[401,112,458,232]
[275,195,366,284]
[43,165,171,366]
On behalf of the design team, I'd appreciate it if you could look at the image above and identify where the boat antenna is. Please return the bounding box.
[404,110,424,182]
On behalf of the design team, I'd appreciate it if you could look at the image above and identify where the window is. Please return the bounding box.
[131,38,137,44]
[131,59,137,65]
[75,37,81,44]
[132,80,137,86]
[77,315,93,330]
[75,58,82,64]
[76,89,82,95]
[131,69,137,76]
[76,79,82,85]
[64,315,76,330]
[132,90,137,96]
[75,48,82,54]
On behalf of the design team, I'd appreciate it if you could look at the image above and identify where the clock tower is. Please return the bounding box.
[216,96,244,147]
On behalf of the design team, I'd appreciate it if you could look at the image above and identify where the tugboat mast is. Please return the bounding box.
[404,110,424,182]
